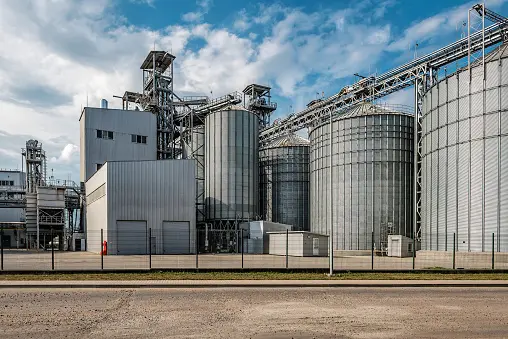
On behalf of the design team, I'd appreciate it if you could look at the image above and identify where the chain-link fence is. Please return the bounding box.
[0,227,507,271]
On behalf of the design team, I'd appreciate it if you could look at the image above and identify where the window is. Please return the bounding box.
[97,129,113,140]
[131,134,147,144]
[0,181,13,186]
[408,243,413,253]
[96,163,103,171]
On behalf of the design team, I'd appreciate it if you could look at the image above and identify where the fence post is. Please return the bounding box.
[1,225,4,271]
[101,229,104,271]
[149,228,152,270]
[286,229,289,269]
[492,232,495,270]
[453,233,456,270]
[412,234,416,270]
[371,231,374,270]
[51,228,54,271]
[241,229,244,269]
[195,229,199,270]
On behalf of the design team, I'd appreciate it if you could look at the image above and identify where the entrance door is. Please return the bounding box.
[163,221,190,254]
[116,220,147,255]
[312,238,319,256]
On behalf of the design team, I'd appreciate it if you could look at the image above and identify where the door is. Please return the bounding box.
[312,238,319,256]
[116,220,147,255]
[2,235,10,248]
[163,221,190,254]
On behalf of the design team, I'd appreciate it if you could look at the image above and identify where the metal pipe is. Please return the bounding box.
[453,233,456,270]
[286,229,289,269]
[51,228,54,271]
[195,229,199,270]
[492,232,495,270]
[1,226,3,271]
[371,231,374,270]
[241,229,244,269]
[149,228,152,270]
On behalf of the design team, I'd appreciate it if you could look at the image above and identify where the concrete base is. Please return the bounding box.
[417,250,508,264]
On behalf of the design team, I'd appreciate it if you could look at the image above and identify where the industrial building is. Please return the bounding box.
[85,160,196,254]
[2,3,508,260]
[79,106,157,182]
[0,170,26,248]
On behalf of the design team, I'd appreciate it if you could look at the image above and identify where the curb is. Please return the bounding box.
[1,281,508,289]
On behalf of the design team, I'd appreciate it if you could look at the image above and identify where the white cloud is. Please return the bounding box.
[2,0,499,180]
[233,9,251,32]
[130,0,156,7]
[182,0,212,23]
[50,144,79,164]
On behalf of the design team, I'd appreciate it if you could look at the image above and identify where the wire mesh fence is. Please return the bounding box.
[0,227,507,271]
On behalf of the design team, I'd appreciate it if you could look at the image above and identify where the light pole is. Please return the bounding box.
[328,107,334,276]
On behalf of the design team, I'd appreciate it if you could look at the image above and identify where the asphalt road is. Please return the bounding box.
[0,287,507,338]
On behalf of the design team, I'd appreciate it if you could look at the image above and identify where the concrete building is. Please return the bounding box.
[85,160,196,255]
[387,235,415,258]
[268,231,328,257]
[80,107,157,182]
[239,221,292,254]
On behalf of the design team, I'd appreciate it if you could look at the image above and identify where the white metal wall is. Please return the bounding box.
[85,163,108,253]
[421,53,508,252]
[80,108,157,182]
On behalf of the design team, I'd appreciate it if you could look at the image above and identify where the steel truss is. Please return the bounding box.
[259,5,507,242]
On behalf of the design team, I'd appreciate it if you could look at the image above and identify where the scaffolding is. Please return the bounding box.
[243,84,277,128]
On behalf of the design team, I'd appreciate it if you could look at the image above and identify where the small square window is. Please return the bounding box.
[108,131,113,140]
[142,136,147,144]
[96,163,103,171]
[137,135,142,143]
[10,181,14,186]
[132,134,137,143]
[97,130,102,138]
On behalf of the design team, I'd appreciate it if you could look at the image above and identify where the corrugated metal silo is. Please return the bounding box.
[182,125,205,223]
[421,44,508,252]
[309,102,414,251]
[259,134,310,231]
[205,106,259,222]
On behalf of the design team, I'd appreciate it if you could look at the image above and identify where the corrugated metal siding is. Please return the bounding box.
[309,109,414,250]
[259,143,310,231]
[421,48,508,252]
[205,109,259,221]
[104,160,196,254]
[81,108,157,182]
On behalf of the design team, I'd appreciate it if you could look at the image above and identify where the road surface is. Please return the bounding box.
[0,287,507,338]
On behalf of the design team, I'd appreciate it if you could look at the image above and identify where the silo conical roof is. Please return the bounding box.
[265,134,310,148]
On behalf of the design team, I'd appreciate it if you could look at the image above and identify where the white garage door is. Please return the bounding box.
[163,221,190,254]
[117,220,147,255]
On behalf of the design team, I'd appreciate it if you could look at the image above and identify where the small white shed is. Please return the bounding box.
[267,231,328,257]
[387,235,415,257]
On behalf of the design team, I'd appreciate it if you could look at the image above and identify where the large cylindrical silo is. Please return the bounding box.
[182,125,205,223]
[310,102,414,251]
[259,134,310,231]
[421,44,508,252]
[205,106,259,223]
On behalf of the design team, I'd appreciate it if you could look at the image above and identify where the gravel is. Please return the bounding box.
[0,287,507,338]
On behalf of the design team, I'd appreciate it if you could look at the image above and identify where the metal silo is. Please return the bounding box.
[309,102,414,251]
[421,44,508,252]
[205,105,259,225]
[182,125,205,223]
[259,134,310,231]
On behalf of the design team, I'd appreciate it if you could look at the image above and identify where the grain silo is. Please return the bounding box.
[309,102,414,251]
[259,134,310,231]
[205,106,259,227]
[421,44,508,252]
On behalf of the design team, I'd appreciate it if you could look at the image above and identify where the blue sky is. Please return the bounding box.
[0,0,507,181]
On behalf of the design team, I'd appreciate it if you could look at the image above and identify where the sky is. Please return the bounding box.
[1,0,507,182]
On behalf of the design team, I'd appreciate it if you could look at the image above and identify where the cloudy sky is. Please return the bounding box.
[1,0,507,182]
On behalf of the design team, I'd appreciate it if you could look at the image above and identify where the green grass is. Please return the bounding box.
[0,271,507,281]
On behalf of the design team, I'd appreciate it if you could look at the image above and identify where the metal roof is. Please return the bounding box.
[469,42,508,67]
[333,102,413,121]
[217,104,250,112]
[265,134,310,148]
[140,51,176,71]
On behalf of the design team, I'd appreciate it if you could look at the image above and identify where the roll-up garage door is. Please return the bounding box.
[116,220,147,255]
[163,221,190,254]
